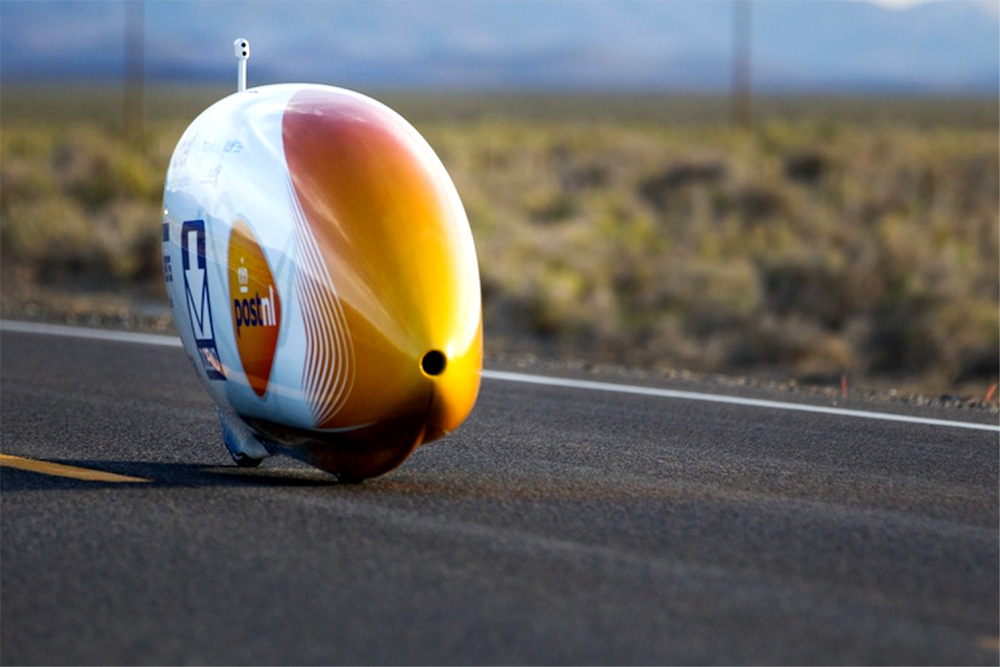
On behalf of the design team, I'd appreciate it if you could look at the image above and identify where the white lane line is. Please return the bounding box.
[481,370,1000,433]
[4,319,998,433]
[1,319,182,347]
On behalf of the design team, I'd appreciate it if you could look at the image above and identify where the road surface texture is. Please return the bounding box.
[1,325,997,665]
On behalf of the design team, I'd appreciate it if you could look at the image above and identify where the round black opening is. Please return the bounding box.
[421,350,447,376]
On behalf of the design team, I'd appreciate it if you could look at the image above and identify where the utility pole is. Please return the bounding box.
[124,0,144,138]
[732,0,752,129]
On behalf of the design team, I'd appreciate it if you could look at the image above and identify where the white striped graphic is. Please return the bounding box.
[287,177,356,427]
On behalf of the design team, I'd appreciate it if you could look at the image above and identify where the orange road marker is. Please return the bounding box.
[985,383,997,403]
[0,454,151,483]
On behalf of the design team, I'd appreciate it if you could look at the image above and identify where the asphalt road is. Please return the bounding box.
[1,327,997,665]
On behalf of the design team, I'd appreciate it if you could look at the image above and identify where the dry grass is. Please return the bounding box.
[424,117,998,393]
[1,88,997,395]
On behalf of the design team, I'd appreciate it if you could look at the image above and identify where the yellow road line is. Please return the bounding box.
[0,454,151,483]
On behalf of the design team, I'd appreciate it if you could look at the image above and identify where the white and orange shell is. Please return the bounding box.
[162,84,482,480]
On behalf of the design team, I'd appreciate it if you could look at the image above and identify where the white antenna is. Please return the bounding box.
[234,38,249,92]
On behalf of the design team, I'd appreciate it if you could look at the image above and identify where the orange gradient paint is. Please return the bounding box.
[229,219,282,397]
[282,88,481,477]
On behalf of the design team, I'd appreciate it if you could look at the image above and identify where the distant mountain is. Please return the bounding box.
[1,0,997,93]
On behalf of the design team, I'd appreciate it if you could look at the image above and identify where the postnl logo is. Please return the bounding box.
[228,220,281,397]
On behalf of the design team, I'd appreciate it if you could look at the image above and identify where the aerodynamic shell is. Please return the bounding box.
[162,83,482,480]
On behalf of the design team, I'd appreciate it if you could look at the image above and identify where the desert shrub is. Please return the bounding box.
[1,122,165,286]
[53,125,161,207]
[2,196,92,277]
[455,116,998,390]
[2,95,996,393]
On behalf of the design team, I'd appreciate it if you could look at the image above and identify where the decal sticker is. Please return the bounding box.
[229,219,281,397]
[181,219,225,381]
[162,223,173,284]
[287,177,355,426]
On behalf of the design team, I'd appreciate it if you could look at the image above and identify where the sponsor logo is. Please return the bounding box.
[181,219,225,381]
[228,220,281,397]
[169,132,196,171]
[233,262,278,336]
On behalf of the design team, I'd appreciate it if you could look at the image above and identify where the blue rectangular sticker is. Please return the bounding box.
[180,219,225,381]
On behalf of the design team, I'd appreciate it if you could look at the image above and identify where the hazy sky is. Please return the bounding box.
[2,0,997,92]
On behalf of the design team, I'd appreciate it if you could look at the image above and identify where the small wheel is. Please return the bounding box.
[231,452,263,468]
[219,409,270,468]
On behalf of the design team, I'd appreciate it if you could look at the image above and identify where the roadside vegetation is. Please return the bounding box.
[2,86,997,396]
